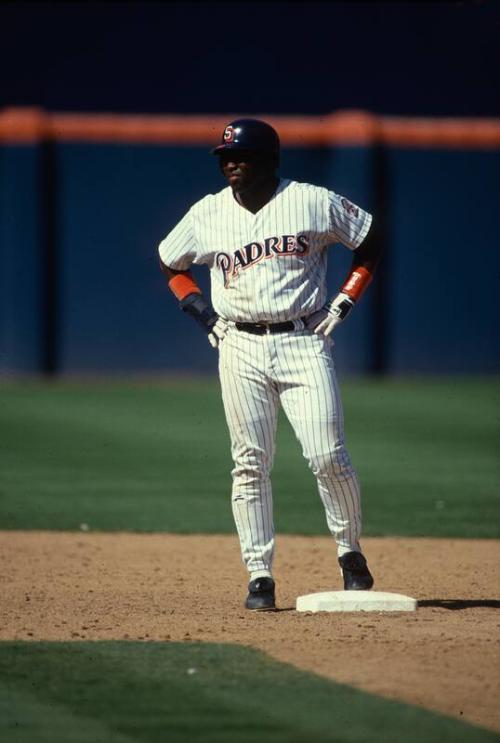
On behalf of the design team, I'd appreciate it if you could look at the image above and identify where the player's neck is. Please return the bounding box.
[233,176,280,214]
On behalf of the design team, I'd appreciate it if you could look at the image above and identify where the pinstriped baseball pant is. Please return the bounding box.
[218,325,362,580]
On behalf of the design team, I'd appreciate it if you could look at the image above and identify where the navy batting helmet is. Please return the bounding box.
[211,118,280,157]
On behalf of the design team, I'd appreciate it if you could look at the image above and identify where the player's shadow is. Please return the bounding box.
[418,599,500,610]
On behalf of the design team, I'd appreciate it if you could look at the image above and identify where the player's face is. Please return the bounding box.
[218,150,275,194]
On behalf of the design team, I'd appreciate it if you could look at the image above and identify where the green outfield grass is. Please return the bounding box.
[0,377,499,537]
[0,641,497,743]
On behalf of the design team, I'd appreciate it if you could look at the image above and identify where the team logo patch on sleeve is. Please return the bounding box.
[341,197,359,218]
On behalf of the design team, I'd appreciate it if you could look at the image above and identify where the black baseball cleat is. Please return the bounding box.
[245,577,276,611]
[338,552,374,591]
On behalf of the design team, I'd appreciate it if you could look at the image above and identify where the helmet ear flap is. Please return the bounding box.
[217,155,228,175]
[260,151,279,172]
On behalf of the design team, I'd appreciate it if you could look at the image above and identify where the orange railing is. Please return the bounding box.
[1,108,500,148]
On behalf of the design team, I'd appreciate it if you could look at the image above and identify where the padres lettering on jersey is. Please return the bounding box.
[158,178,371,323]
[216,233,310,288]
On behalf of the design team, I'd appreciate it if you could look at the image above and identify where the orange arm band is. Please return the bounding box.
[340,266,373,302]
[168,271,202,301]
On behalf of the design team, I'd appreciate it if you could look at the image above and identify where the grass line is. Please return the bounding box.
[0,378,498,536]
[0,641,497,743]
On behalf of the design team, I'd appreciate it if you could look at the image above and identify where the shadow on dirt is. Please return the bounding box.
[418,599,500,610]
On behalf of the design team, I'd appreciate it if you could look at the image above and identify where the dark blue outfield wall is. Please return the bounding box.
[1,142,499,375]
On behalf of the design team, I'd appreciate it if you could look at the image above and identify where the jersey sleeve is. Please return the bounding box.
[158,208,199,271]
[327,191,372,250]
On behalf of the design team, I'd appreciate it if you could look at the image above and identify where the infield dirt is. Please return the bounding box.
[1,532,499,733]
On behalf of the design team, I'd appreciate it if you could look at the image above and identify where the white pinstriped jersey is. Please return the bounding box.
[158,178,372,323]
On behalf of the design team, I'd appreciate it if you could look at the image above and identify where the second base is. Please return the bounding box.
[296,590,417,613]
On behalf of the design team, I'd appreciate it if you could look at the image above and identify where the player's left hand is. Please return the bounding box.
[208,316,229,348]
[306,292,355,337]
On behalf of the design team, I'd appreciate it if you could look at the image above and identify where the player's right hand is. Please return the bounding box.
[208,316,229,348]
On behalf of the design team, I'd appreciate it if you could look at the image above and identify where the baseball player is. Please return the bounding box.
[158,119,382,611]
